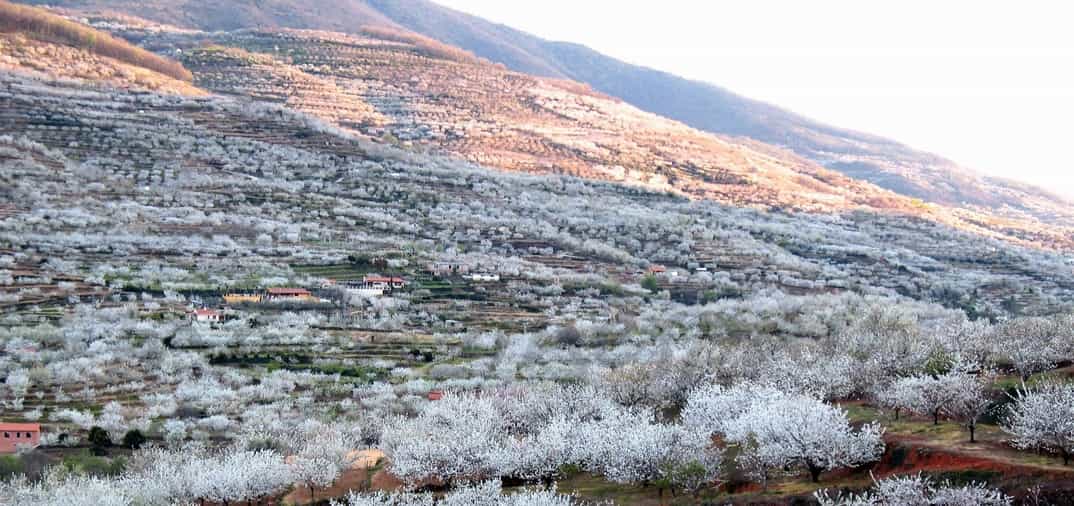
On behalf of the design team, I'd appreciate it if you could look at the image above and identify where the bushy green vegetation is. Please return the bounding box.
[0,455,21,480]
[61,451,126,478]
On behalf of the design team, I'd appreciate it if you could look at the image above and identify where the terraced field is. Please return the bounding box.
[65,18,1074,251]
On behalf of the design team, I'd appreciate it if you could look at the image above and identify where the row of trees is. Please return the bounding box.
[0,420,361,505]
[876,361,993,440]
[338,481,578,506]
[375,376,1071,498]
[683,384,883,485]
[1,375,1045,504]
[816,474,1011,506]
[380,388,721,499]
[376,382,887,498]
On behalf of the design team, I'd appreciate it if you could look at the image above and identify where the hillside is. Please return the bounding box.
[74,18,1074,250]
[0,0,191,81]
[0,17,1072,317]
[0,1,200,94]
[13,0,1074,227]
[6,14,1074,506]
[4,8,1074,250]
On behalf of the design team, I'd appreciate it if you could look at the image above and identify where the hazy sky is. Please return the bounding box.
[437,0,1074,197]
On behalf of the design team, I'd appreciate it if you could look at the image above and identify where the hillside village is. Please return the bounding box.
[2,3,1074,505]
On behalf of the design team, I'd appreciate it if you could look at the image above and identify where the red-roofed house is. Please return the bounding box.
[190,308,221,323]
[647,265,667,275]
[0,423,40,454]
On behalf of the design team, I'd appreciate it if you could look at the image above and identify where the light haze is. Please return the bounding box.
[437,0,1074,198]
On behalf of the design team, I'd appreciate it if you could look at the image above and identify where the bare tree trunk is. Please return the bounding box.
[542,475,555,490]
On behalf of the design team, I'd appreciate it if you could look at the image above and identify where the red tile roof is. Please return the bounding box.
[193,309,220,316]
[0,423,39,432]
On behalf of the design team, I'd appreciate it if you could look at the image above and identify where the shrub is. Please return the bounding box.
[87,426,111,449]
[641,275,659,293]
[121,429,146,450]
[61,451,126,478]
[554,325,581,346]
[0,455,20,480]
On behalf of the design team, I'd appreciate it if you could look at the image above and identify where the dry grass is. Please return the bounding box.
[0,33,203,95]
[0,0,191,81]
[359,25,478,64]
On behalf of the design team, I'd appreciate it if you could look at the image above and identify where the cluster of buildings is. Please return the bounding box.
[324,274,408,297]
[427,262,500,282]
[220,287,321,305]
[186,275,414,323]
[188,287,330,323]
[645,264,711,278]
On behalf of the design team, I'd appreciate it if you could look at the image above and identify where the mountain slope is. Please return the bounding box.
[0,0,192,80]
[3,33,1074,320]
[18,0,1071,225]
[0,1,200,94]
[27,16,1063,251]
[152,27,914,214]
[364,0,1074,221]
[46,0,400,34]
[4,4,1073,251]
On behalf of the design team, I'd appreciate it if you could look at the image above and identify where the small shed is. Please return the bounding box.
[467,273,500,282]
[0,423,40,454]
[363,275,406,290]
[191,308,222,323]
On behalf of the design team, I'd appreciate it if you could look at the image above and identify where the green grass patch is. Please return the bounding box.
[0,455,22,480]
[62,450,126,478]
[841,403,883,423]
[291,263,373,280]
